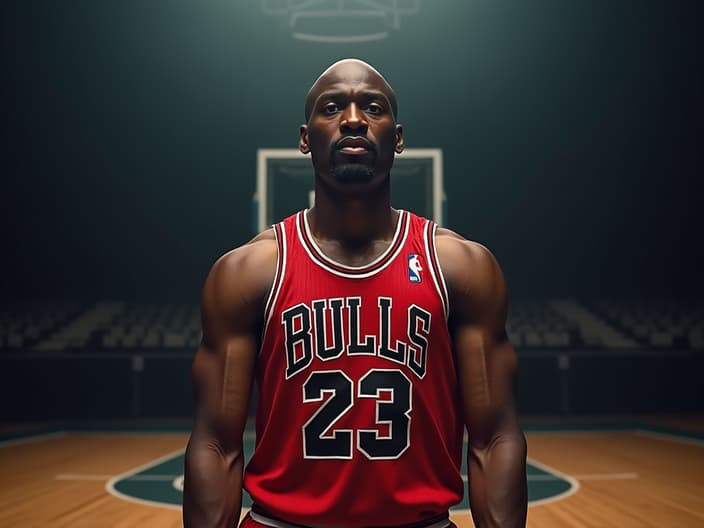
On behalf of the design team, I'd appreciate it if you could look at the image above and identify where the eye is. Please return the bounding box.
[323,102,340,114]
[365,103,383,115]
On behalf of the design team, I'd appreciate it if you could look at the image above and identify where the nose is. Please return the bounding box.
[340,103,368,133]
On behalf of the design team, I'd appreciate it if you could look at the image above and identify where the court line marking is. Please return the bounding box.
[523,429,633,435]
[57,474,112,480]
[5,426,702,444]
[571,472,639,480]
[96,452,582,514]
[92,451,632,513]
[66,471,638,483]
[524,457,580,508]
[15,426,701,513]
[0,431,67,448]
[535,472,637,481]
[63,430,257,440]
[173,475,184,492]
[58,474,182,481]
[633,429,704,447]
[105,448,186,511]
[460,472,637,482]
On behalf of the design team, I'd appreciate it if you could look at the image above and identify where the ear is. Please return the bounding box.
[299,125,310,154]
[394,124,404,154]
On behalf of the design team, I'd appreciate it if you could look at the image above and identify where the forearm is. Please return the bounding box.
[467,431,527,528]
[183,436,245,528]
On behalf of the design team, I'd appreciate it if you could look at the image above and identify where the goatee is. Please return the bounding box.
[331,164,375,183]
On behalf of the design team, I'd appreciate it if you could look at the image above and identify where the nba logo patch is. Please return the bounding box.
[408,254,423,283]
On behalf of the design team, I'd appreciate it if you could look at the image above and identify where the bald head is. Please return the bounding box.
[304,59,398,121]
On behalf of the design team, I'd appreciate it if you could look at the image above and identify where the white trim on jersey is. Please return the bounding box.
[249,511,451,528]
[263,223,288,337]
[297,209,411,279]
[423,221,449,320]
[432,223,451,318]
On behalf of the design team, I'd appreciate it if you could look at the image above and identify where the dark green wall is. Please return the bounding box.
[3,1,702,301]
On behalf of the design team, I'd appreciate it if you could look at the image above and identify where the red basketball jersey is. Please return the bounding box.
[243,210,464,527]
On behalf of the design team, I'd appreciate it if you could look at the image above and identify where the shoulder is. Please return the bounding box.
[201,229,278,332]
[434,227,507,320]
[434,227,503,291]
[208,229,277,285]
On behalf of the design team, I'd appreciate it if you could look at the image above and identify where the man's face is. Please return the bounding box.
[300,63,404,188]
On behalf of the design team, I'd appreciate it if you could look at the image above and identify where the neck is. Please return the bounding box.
[308,183,396,245]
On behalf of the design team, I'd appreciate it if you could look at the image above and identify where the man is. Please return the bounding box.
[183,59,527,528]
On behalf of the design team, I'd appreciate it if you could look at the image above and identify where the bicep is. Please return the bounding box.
[190,246,273,449]
[454,327,519,445]
[191,335,258,450]
[442,238,519,444]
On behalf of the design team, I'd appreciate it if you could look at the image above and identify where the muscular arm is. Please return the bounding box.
[183,233,277,527]
[437,231,527,528]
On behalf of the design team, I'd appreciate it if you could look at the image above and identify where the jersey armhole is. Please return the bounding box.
[261,223,287,342]
[423,220,450,321]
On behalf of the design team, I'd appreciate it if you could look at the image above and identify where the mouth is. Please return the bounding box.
[335,136,375,156]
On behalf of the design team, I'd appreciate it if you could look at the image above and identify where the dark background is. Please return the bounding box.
[1,1,703,419]
[3,0,702,304]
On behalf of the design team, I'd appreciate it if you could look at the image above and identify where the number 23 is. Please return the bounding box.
[302,369,412,460]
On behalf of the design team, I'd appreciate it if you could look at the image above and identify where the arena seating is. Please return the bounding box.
[96,303,201,350]
[506,300,580,348]
[3,299,701,418]
[0,302,84,350]
[1,299,702,352]
[587,299,704,350]
[30,302,201,352]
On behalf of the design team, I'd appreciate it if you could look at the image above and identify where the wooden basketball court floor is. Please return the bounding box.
[1,416,703,527]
